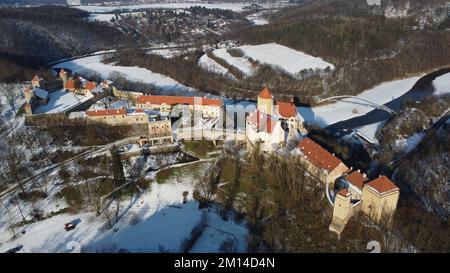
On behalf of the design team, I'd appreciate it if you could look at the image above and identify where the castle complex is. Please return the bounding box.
[22,71,400,237]
[246,87,307,152]
[246,87,400,236]
[297,137,399,236]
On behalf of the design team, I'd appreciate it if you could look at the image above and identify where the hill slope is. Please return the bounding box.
[0,5,129,82]
[230,0,450,101]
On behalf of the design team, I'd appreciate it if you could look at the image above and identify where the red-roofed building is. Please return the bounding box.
[258,87,273,99]
[246,110,285,152]
[85,81,96,91]
[247,88,306,152]
[340,170,369,197]
[276,101,297,118]
[85,108,148,126]
[365,176,399,195]
[298,137,349,183]
[337,188,351,197]
[86,109,126,117]
[136,95,222,118]
[330,174,400,235]
[362,176,400,223]
[64,79,75,90]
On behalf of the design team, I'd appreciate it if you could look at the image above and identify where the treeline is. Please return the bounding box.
[107,0,450,103]
[227,0,450,100]
[395,121,450,221]
[196,144,449,252]
[105,48,325,102]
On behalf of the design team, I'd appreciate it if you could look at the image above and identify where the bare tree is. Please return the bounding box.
[10,197,26,222]
[0,84,19,114]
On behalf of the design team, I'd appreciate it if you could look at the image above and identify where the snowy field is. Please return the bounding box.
[0,160,248,253]
[213,48,254,76]
[432,73,450,96]
[89,12,143,22]
[203,43,335,78]
[198,54,235,79]
[53,55,203,97]
[246,14,269,26]
[239,43,334,76]
[77,2,263,13]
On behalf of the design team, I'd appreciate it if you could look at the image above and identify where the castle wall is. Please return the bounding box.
[326,162,350,184]
[87,113,149,126]
[362,187,399,224]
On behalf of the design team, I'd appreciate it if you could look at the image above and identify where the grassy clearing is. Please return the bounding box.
[156,161,210,184]
[181,140,217,157]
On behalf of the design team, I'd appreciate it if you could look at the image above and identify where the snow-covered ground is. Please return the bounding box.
[53,55,202,96]
[432,72,450,96]
[246,12,269,26]
[148,47,196,59]
[0,84,26,136]
[0,160,248,253]
[298,76,422,128]
[204,43,334,78]
[395,132,425,153]
[198,54,235,79]
[89,12,143,22]
[212,48,254,76]
[34,90,94,115]
[354,121,386,144]
[239,43,334,76]
[77,2,268,13]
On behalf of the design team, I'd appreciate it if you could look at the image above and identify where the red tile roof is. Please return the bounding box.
[31,75,42,82]
[365,176,399,195]
[137,95,222,106]
[86,109,126,117]
[298,138,343,172]
[345,171,369,191]
[258,87,273,99]
[85,81,96,90]
[337,188,351,197]
[276,101,297,118]
[248,110,277,134]
[64,79,75,89]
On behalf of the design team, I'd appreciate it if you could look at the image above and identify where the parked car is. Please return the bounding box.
[4,244,23,253]
[64,223,76,231]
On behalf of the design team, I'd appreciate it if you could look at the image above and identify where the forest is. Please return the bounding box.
[103,0,450,104]
[194,143,449,252]
[0,5,130,82]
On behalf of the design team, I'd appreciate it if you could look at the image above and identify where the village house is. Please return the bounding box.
[135,95,223,118]
[246,87,306,152]
[58,69,98,96]
[24,73,96,117]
